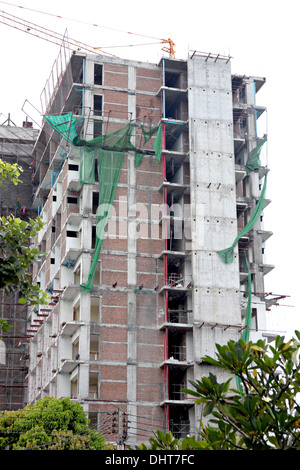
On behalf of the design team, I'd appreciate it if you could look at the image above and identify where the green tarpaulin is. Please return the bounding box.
[81,150,125,293]
[44,113,162,293]
[44,113,78,143]
[241,250,252,344]
[218,174,268,263]
[246,136,267,174]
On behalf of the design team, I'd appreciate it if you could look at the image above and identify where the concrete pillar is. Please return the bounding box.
[187,54,241,386]
[127,65,138,442]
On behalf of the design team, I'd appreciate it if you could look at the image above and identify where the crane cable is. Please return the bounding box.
[0,1,175,57]
[0,9,117,57]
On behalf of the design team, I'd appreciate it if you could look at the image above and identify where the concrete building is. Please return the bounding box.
[0,117,38,411]
[26,48,277,445]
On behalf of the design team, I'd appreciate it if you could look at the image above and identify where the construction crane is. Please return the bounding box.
[0,9,114,57]
[0,8,176,59]
[161,38,176,59]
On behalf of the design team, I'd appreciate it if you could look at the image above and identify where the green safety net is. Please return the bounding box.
[44,114,162,293]
[75,123,136,188]
[133,289,152,294]
[245,136,267,174]
[81,150,125,293]
[74,123,161,292]
[241,250,252,344]
[134,124,162,167]
[44,112,79,143]
[140,124,160,144]
[153,124,162,164]
[218,173,268,263]
[235,250,252,392]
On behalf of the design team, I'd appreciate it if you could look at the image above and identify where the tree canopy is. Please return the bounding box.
[185,331,300,449]
[0,397,113,450]
[134,331,300,450]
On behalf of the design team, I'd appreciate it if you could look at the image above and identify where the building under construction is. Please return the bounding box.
[1,41,283,444]
[0,116,38,411]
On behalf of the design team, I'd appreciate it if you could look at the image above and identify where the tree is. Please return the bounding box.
[0,159,23,188]
[0,397,113,450]
[0,214,48,304]
[130,429,212,450]
[132,331,300,450]
[181,331,300,450]
[0,158,49,337]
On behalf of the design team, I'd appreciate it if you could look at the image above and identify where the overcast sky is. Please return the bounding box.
[0,0,299,339]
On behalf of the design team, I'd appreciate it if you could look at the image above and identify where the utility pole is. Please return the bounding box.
[117,407,123,447]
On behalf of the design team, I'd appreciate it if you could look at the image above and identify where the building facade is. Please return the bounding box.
[26,49,275,445]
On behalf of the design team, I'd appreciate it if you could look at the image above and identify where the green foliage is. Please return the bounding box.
[0,318,13,336]
[129,430,211,451]
[0,214,49,305]
[0,159,23,187]
[182,331,300,450]
[0,159,50,337]
[131,332,300,451]
[0,397,113,450]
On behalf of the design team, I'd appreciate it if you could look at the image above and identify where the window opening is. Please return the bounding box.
[67,196,78,204]
[67,230,78,238]
[94,64,103,85]
[68,164,79,171]
[94,121,103,138]
[94,95,103,117]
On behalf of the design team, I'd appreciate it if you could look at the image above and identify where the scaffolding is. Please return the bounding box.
[0,118,40,410]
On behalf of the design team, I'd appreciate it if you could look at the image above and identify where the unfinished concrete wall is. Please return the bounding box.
[188,54,241,379]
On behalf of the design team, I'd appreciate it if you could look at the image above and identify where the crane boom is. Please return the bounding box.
[0,8,175,59]
[0,9,115,56]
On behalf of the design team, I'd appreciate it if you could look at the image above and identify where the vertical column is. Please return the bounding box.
[245,79,264,294]
[188,55,241,324]
[188,55,242,421]
[127,65,138,441]
[77,56,92,400]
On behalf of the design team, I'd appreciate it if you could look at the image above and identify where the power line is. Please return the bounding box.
[0,3,176,57]
[0,0,162,41]
[0,9,116,57]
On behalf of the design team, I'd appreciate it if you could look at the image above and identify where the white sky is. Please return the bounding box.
[0,0,299,339]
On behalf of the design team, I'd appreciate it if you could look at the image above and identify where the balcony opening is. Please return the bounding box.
[90,335,99,360]
[167,256,191,288]
[165,71,181,88]
[92,225,96,249]
[169,408,190,439]
[167,224,185,252]
[92,192,99,214]
[168,368,187,400]
[89,374,99,399]
[165,97,181,121]
[168,298,191,324]
[91,298,100,322]
[74,266,81,284]
[71,377,78,399]
[73,302,80,321]
[72,338,79,360]
[168,330,186,361]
